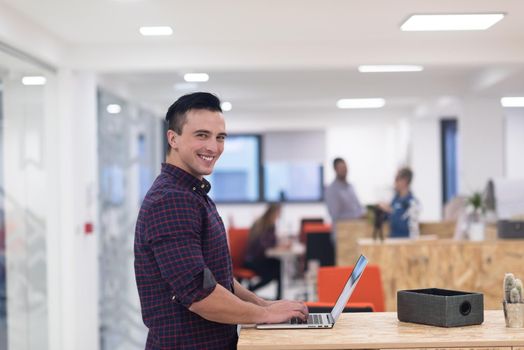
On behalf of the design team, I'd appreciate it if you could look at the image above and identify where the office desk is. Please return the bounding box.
[266,243,305,299]
[238,310,524,350]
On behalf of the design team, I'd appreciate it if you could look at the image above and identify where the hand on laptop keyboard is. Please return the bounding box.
[290,314,320,324]
[262,300,309,324]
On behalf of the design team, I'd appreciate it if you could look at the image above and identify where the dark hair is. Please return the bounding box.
[248,203,282,245]
[165,92,222,134]
[396,167,413,184]
[333,157,345,170]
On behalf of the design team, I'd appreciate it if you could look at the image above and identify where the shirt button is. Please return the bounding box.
[201,184,205,189]
[172,295,176,301]
[192,187,196,191]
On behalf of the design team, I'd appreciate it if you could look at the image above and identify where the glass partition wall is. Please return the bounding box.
[98,90,162,349]
[0,46,53,350]
[0,73,6,350]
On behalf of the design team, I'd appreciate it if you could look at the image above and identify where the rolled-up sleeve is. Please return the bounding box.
[146,192,217,308]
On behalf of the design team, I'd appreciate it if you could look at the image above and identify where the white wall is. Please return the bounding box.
[410,117,442,221]
[0,2,64,67]
[264,131,325,162]
[459,98,505,193]
[505,110,524,179]
[325,120,405,205]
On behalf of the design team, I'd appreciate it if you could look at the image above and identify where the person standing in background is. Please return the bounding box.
[325,158,365,242]
[379,167,416,238]
[244,203,283,300]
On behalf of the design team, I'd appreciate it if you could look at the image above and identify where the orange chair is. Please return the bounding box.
[305,301,375,313]
[227,228,257,281]
[302,222,331,236]
[316,265,385,312]
[299,218,324,244]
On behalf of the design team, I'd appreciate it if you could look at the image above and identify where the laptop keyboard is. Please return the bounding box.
[290,314,322,324]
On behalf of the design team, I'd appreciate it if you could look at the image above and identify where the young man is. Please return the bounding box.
[134,92,307,349]
[379,167,416,238]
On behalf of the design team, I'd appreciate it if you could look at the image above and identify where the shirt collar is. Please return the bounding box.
[161,162,212,195]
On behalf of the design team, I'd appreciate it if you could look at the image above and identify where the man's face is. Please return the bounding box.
[335,161,348,179]
[169,109,226,179]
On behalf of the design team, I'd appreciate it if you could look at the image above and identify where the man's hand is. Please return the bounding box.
[378,202,392,213]
[261,300,309,324]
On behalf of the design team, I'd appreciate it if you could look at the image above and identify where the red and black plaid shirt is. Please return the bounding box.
[134,163,237,349]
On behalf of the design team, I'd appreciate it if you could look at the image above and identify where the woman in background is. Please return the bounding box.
[243,203,282,300]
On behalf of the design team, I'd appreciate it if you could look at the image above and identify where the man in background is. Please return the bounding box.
[325,157,365,243]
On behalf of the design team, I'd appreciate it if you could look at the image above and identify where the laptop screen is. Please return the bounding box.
[330,255,368,322]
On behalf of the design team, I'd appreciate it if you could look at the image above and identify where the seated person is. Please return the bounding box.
[379,167,418,238]
[243,203,282,300]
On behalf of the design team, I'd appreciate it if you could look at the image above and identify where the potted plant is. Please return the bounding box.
[466,191,485,241]
[503,273,524,327]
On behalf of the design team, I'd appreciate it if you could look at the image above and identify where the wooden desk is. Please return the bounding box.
[238,310,524,350]
[266,243,305,299]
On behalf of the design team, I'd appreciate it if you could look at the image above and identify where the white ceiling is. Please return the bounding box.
[4,0,524,115]
[5,0,524,45]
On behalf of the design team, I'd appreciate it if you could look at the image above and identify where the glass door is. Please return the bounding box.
[0,46,51,350]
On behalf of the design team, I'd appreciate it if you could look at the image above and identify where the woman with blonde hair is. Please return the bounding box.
[244,203,282,299]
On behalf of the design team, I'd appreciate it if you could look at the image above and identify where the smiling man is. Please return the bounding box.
[134,92,308,350]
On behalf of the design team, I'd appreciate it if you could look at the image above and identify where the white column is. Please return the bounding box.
[45,70,99,350]
[459,98,505,193]
[505,110,524,179]
[410,117,442,221]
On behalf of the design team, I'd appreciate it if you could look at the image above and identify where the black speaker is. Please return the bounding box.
[497,220,524,239]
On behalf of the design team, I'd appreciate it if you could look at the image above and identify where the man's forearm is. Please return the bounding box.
[190,283,309,325]
[233,279,268,306]
[189,284,267,324]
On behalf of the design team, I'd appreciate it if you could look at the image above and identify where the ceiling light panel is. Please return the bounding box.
[106,104,122,114]
[501,97,524,108]
[337,98,385,109]
[221,102,232,111]
[139,26,173,36]
[22,76,46,85]
[401,14,505,31]
[184,73,209,82]
[358,65,424,73]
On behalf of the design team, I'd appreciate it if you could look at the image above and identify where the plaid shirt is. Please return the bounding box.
[134,163,237,349]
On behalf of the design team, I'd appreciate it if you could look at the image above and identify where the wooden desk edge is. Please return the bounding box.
[238,311,524,350]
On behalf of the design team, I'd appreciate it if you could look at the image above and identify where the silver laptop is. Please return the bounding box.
[256,254,368,329]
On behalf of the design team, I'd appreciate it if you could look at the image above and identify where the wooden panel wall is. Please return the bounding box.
[350,239,524,311]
